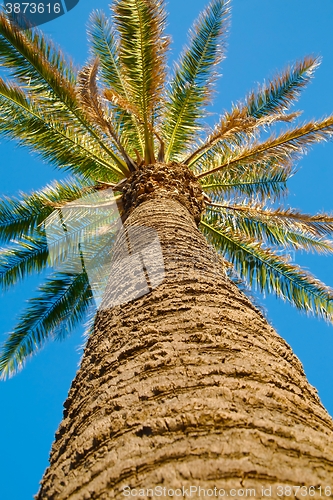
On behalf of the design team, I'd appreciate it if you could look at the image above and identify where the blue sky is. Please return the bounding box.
[0,0,333,498]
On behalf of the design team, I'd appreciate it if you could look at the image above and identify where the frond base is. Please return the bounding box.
[122,163,205,224]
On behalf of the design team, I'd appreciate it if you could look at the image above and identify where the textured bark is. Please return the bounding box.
[36,190,333,499]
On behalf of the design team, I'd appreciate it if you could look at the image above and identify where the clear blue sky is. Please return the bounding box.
[0,0,333,498]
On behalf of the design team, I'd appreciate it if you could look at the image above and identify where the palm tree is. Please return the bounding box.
[1,0,333,496]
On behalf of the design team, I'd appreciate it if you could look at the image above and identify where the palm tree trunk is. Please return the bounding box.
[36,195,333,499]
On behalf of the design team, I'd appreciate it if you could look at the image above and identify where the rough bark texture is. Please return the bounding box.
[37,181,333,499]
[121,162,205,224]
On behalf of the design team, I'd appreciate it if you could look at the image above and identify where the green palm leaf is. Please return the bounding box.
[0,178,95,243]
[206,205,333,253]
[201,165,292,202]
[218,205,333,238]
[197,116,333,179]
[0,11,76,96]
[0,78,124,180]
[201,217,333,320]
[112,0,169,163]
[87,10,146,157]
[0,235,48,290]
[0,13,129,175]
[246,56,319,119]
[184,109,298,169]
[0,269,94,379]
[185,56,319,168]
[163,0,229,161]
[88,10,124,94]
[44,199,121,269]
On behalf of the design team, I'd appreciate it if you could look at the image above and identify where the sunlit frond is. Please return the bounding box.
[163,0,229,161]
[197,116,333,179]
[185,110,299,168]
[0,200,119,292]
[201,217,333,320]
[216,205,333,238]
[186,56,319,168]
[77,59,135,172]
[0,269,94,379]
[87,9,146,157]
[206,204,333,253]
[201,164,292,202]
[0,178,95,243]
[246,56,320,119]
[112,0,169,163]
[0,78,125,180]
[0,11,76,96]
[88,10,123,93]
[44,190,121,269]
[0,13,130,175]
[0,235,48,290]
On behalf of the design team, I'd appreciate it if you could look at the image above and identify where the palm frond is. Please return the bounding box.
[104,87,145,126]
[185,110,299,168]
[163,0,229,161]
[213,205,333,238]
[113,0,170,163]
[197,116,333,179]
[0,178,94,243]
[0,182,121,291]
[104,86,166,159]
[87,9,146,157]
[0,235,48,290]
[246,56,320,119]
[87,10,124,94]
[185,56,319,168]
[201,164,292,202]
[0,11,76,96]
[77,58,115,135]
[44,188,121,269]
[77,59,136,171]
[0,13,129,175]
[0,269,94,379]
[0,78,125,180]
[44,213,114,270]
[201,217,333,320]
[0,199,119,292]
[206,204,333,253]
[103,88,146,159]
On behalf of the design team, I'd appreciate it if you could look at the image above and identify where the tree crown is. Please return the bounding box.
[1,0,333,378]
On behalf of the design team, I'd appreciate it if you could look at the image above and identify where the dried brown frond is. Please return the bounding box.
[197,116,333,179]
[77,58,107,130]
[209,203,333,237]
[104,87,143,122]
[105,86,165,156]
[78,59,136,171]
[185,107,301,167]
